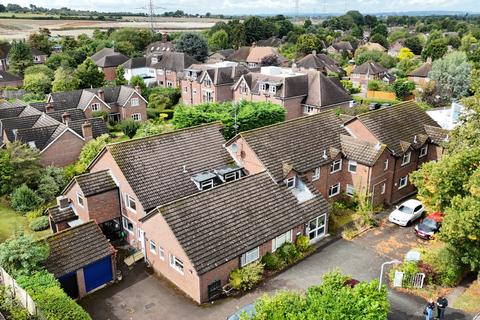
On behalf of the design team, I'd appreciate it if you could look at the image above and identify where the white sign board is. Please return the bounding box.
[393,271,404,287]
[405,250,421,262]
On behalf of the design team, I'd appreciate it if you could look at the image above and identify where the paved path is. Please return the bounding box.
[81,226,473,320]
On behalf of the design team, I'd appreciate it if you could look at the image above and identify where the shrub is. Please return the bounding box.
[11,184,43,213]
[0,286,30,320]
[261,252,281,271]
[92,110,109,121]
[276,242,299,264]
[26,207,45,220]
[229,261,264,291]
[393,261,420,288]
[120,118,141,139]
[423,245,465,286]
[295,235,310,253]
[29,216,50,231]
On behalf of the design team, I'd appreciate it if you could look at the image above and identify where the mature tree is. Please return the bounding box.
[130,75,148,96]
[228,19,247,48]
[460,33,478,52]
[296,34,320,55]
[346,10,364,26]
[74,134,110,175]
[75,57,105,89]
[208,30,229,51]
[45,52,76,70]
[422,38,448,61]
[52,66,79,92]
[404,36,423,55]
[355,49,397,69]
[109,28,153,53]
[429,51,471,101]
[115,41,136,57]
[393,79,415,100]
[398,47,414,60]
[121,119,141,139]
[364,15,378,28]
[11,184,43,213]
[370,34,389,49]
[23,72,51,95]
[175,32,208,62]
[371,23,388,37]
[0,4,5,12]
[446,35,461,49]
[351,25,363,38]
[24,64,54,79]
[276,19,294,38]
[114,65,127,86]
[396,58,421,77]
[27,31,52,54]
[260,54,280,67]
[148,87,181,110]
[8,40,33,76]
[243,16,265,44]
[0,232,49,277]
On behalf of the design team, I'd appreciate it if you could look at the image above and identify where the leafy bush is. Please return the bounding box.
[393,261,420,288]
[29,216,50,231]
[11,184,43,213]
[92,110,109,121]
[120,118,141,139]
[26,207,45,220]
[261,252,281,271]
[17,271,91,320]
[0,286,31,320]
[295,235,310,253]
[229,261,264,291]
[276,242,299,264]
[393,78,416,100]
[423,245,465,286]
[341,80,361,94]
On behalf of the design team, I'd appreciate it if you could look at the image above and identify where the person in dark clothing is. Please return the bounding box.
[424,300,435,320]
[436,296,448,320]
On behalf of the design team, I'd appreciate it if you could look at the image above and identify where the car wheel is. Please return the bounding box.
[405,220,411,227]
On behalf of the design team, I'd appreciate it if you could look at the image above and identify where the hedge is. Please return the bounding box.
[16,271,91,320]
[29,216,50,231]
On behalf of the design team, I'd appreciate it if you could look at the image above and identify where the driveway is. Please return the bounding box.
[81,224,473,320]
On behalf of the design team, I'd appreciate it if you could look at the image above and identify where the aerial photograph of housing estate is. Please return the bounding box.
[0,0,479,319]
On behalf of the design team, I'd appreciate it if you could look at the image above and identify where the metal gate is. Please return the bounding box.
[393,271,426,289]
[84,256,113,293]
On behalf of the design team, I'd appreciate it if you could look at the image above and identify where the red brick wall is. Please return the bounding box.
[40,130,85,167]
[64,182,91,223]
[103,67,117,81]
[84,189,121,224]
[83,96,109,119]
[156,70,179,87]
[120,91,148,122]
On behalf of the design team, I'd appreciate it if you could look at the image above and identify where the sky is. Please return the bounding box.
[3,0,478,15]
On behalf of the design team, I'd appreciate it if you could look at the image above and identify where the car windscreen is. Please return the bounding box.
[398,205,413,214]
[422,218,438,229]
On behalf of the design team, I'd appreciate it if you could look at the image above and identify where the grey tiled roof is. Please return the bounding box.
[105,122,231,212]
[234,110,348,181]
[424,125,449,145]
[408,62,432,78]
[75,170,117,197]
[0,71,22,83]
[297,53,344,74]
[304,71,351,108]
[352,61,388,75]
[47,206,77,223]
[153,52,198,72]
[91,48,129,68]
[0,106,25,120]
[353,101,443,155]
[44,221,113,277]
[257,37,283,47]
[1,114,42,141]
[48,108,86,122]
[142,172,329,275]
[340,134,385,166]
[68,118,108,139]
[15,124,67,151]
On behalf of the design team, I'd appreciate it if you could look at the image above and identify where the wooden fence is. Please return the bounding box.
[0,266,43,318]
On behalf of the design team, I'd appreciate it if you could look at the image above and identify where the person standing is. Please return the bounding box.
[424,300,434,320]
[436,295,448,320]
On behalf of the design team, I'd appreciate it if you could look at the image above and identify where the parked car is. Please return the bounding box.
[227,303,255,320]
[414,212,444,240]
[369,103,381,110]
[388,199,425,226]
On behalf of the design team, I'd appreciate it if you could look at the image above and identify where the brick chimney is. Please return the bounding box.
[45,103,54,113]
[81,121,93,142]
[251,42,257,48]
[97,89,105,102]
[61,111,71,125]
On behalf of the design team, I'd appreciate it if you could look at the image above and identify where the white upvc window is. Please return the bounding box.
[330,159,342,173]
[193,89,197,95]
[77,192,84,208]
[157,69,164,75]
[166,70,171,75]
[419,145,428,158]
[401,152,411,166]
[169,254,184,274]
[383,159,389,171]
[125,194,137,212]
[204,78,212,87]
[307,214,326,241]
[304,105,316,114]
[346,184,355,197]
[381,182,386,194]
[285,176,296,189]
[149,240,156,254]
[122,216,134,234]
[240,84,248,94]
[200,179,214,190]
[240,247,259,267]
[399,176,408,189]
[166,81,173,88]
[132,113,141,121]
[224,171,241,182]
[159,246,165,260]
[328,183,341,197]
[312,167,320,181]
[348,160,357,173]
[269,85,276,94]
[259,83,267,91]
[272,230,292,252]
[131,97,139,106]
[91,103,100,111]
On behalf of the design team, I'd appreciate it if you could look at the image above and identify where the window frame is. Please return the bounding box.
[303,105,315,114]
[312,167,320,181]
[285,176,296,189]
[224,171,241,182]
[125,194,137,212]
[149,240,156,254]
[346,184,355,197]
[90,103,100,111]
[158,246,165,260]
[348,160,357,173]
[401,152,411,166]
[328,183,341,198]
[76,192,84,208]
[130,97,139,107]
[122,216,134,234]
[383,159,389,171]
[381,182,386,195]
[399,176,408,189]
[200,179,214,190]
[330,159,342,174]
[272,230,292,252]
[419,145,428,158]
[240,247,259,267]
[169,254,184,274]
[132,113,141,121]
[307,214,326,241]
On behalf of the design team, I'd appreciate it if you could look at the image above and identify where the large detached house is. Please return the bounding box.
[47,85,147,122]
[296,51,345,75]
[408,62,432,87]
[91,48,129,81]
[351,61,395,91]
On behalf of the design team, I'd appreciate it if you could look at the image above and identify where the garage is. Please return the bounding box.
[84,256,114,293]
[58,272,79,299]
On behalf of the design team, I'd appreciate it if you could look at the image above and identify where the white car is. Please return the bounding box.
[388,199,425,226]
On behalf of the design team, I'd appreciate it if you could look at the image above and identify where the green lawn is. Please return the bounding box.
[0,199,50,242]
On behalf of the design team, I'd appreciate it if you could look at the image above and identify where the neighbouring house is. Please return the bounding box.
[0,105,107,167]
[232,66,352,119]
[388,40,404,57]
[0,71,22,88]
[296,51,345,75]
[139,171,328,304]
[91,48,130,81]
[351,61,395,91]
[44,221,116,299]
[245,44,286,68]
[358,42,387,52]
[427,101,464,130]
[121,57,157,86]
[257,36,284,47]
[47,85,147,122]
[408,61,432,87]
[152,52,198,88]
[207,49,235,64]
[226,101,447,206]
[145,34,175,56]
[326,41,354,56]
[181,61,249,105]
[31,48,48,64]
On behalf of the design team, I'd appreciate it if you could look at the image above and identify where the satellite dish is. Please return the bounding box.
[231,143,238,153]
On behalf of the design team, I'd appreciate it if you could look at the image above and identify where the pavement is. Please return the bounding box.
[80,221,474,320]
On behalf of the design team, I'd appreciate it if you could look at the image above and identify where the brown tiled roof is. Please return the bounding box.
[47,206,77,223]
[232,110,347,181]
[340,135,385,166]
[353,101,443,155]
[75,170,117,197]
[243,72,309,99]
[304,71,351,108]
[246,47,281,64]
[257,37,283,47]
[297,53,344,74]
[359,42,387,52]
[153,52,198,72]
[68,118,108,139]
[104,122,231,212]
[424,125,449,145]
[227,46,251,62]
[142,172,329,275]
[352,61,388,75]
[44,221,113,277]
[408,62,432,78]
[91,48,129,68]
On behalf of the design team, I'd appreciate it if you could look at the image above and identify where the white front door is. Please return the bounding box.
[138,228,145,254]
[307,214,326,243]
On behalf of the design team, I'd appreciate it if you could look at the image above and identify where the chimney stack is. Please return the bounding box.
[61,112,71,125]
[45,103,54,113]
[82,121,93,142]
[97,89,105,102]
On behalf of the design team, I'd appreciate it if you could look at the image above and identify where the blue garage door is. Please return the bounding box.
[84,256,113,293]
